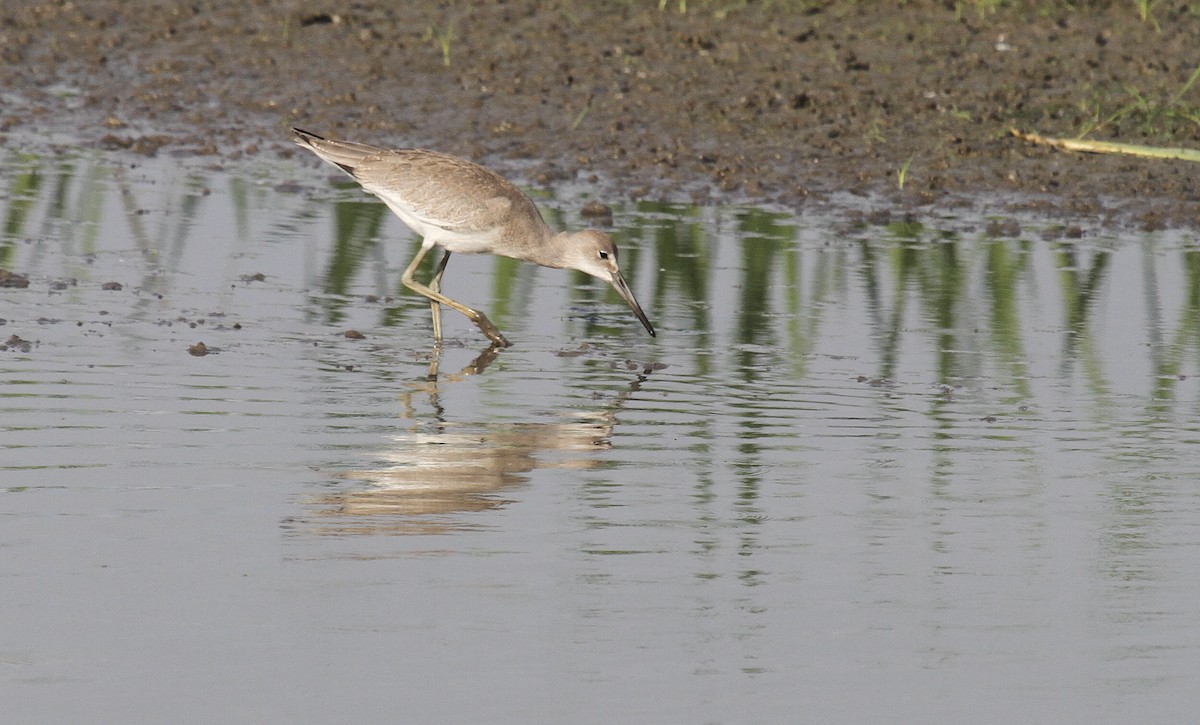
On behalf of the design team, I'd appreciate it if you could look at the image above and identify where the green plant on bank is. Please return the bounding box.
[866,119,886,144]
[570,95,594,130]
[649,0,823,16]
[1076,64,1200,138]
[896,155,915,191]
[634,0,1184,22]
[1135,0,1160,30]
[954,0,1003,20]
[425,23,454,67]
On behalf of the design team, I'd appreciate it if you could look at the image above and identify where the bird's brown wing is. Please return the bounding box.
[353,150,534,235]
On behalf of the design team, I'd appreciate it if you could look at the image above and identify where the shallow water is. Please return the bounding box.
[3,149,1200,723]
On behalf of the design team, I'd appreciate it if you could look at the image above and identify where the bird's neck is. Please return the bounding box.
[535,230,573,269]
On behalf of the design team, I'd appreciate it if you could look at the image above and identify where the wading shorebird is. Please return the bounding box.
[292,128,656,347]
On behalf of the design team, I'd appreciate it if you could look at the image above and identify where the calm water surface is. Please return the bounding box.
[3,149,1200,723]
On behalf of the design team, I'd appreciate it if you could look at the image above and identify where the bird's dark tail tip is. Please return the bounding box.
[291,127,325,145]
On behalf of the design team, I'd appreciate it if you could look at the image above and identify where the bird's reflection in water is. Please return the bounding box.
[303,343,653,536]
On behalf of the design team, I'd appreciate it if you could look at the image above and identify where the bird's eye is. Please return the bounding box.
[598,251,609,260]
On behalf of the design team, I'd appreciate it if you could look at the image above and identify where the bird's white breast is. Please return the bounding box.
[373,190,506,255]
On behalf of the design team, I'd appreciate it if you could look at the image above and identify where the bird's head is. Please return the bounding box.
[558,230,656,337]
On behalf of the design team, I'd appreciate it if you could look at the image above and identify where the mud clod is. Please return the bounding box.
[0,269,31,288]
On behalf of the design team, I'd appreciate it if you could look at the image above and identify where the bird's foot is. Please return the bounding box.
[471,311,510,347]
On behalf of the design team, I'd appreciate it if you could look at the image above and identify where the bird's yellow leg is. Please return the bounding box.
[401,244,510,347]
[428,250,452,342]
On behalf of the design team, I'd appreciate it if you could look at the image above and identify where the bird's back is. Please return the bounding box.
[293,128,550,255]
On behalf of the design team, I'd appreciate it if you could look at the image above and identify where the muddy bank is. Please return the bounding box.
[3,1,1200,227]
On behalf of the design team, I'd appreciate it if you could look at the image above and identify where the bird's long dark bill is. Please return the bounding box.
[610,272,656,337]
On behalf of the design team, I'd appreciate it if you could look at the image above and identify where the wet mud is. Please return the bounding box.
[4,1,1200,226]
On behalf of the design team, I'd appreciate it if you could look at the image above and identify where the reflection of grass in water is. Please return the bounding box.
[1150,250,1200,404]
[1,158,43,263]
[8,150,1199,416]
[2,155,116,264]
[984,240,1032,400]
[317,197,387,327]
[622,200,710,355]
[855,222,1117,401]
[1052,241,1112,399]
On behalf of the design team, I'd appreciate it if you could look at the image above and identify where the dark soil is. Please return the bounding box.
[5,1,1200,227]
